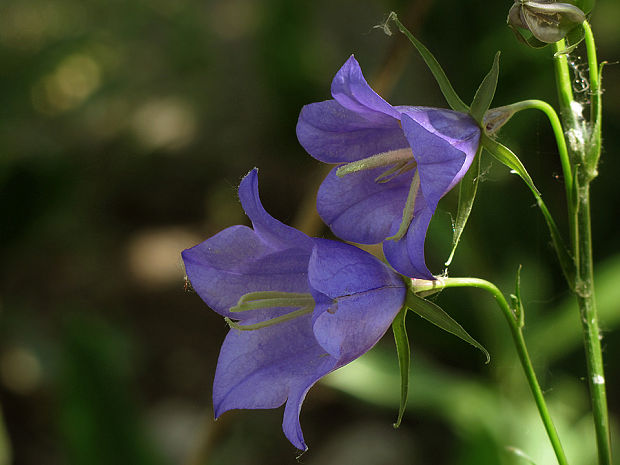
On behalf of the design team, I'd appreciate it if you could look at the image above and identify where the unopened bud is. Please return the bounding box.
[507,0,586,47]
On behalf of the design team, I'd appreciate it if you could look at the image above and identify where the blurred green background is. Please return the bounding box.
[1,0,619,464]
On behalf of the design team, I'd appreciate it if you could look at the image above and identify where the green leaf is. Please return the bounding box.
[388,12,468,113]
[405,292,490,363]
[470,52,501,124]
[445,145,482,267]
[391,306,410,429]
[482,134,576,288]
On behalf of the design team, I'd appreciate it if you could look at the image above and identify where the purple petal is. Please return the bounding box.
[182,169,315,317]
[308,239,405,359]
[213,314,339,450]
[400,109,480,210]
[331,55,402,123]
[182,232,311,318]
[382,202,435,279]
[308,239,404,297]
[296,100,408,163]
[239,169,314,251]
[317,166,411,244]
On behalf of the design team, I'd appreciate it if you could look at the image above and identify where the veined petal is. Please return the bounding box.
[331,55,402,123]
[213,314,339,450]
[239,169,314,251]
[398,106,480,143]
[308,240,405,360]
[182,234,311,318]
[296,100,408,163]
[383,201,435,280]
[317,166,411,244]
[400,109,480,210]
[308,239,404,297]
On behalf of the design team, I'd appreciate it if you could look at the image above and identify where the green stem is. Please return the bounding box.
[409,277,569,465]
[499,99,573,203]
[553,23,611,465]
[574,181,611,465]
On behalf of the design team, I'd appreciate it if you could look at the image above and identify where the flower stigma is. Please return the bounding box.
[387,171,421,241]
[336,148,414,178]
[226,291,315,331]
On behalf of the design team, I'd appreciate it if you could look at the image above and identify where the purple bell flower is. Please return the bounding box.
[296,56,481,279]
[182,169,406,450]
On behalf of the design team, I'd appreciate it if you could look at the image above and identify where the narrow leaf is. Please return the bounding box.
[445,145,482,267]
[470,52,501,124]
[388,12,469,113]
[482,134,575,287]
[391,306,410,428]
[505,446,539,465]
[405,292,490,363]
[513,265,525,328]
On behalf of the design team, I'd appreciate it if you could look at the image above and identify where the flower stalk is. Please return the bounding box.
[410,277,569,465]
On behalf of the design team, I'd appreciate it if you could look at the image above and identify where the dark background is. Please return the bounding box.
[1,0,619,464]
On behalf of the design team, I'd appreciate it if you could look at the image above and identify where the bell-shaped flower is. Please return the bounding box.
[296,56,481,279]
[181,169,406,451]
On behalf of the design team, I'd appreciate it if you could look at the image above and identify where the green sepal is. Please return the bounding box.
[445,145,482,267]
[391,306,410,429]
[481,134,539,195]
[387,12,468,113]
[470,52,501,125]
[405,292,490,363]
[482,134,576,288]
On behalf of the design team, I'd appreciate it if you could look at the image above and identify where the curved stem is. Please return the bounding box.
[499,99,573,203]
[409,277,569,465]
[497,100,578,271]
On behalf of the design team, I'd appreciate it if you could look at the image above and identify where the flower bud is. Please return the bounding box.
[508,0,586,47]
